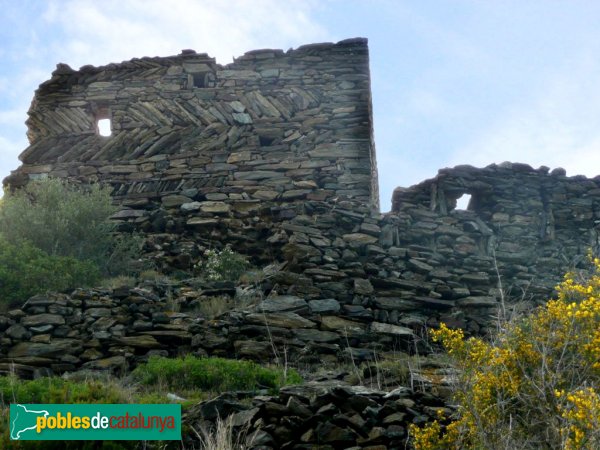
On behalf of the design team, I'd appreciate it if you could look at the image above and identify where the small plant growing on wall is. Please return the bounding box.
[197,244,250,282]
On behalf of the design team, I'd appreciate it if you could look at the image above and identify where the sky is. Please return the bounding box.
[2,1,600,211]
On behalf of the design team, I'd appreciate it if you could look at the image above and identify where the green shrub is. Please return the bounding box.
[0,178,141,276]
[104,232,146,277]
[410,257,600,450]
[198,245,250,282]
[132,355,302,394]
[0,179,114,260]
[0,237,100,307]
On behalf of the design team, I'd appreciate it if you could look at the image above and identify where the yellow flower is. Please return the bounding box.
[411,256,600,449]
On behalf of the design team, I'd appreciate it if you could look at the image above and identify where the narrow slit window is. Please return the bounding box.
[455,193,472,210]
[97,118,112,137]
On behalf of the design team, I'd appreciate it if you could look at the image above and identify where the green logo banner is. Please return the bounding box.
[10,404,181,441]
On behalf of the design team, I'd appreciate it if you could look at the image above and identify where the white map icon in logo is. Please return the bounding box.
[11,404,49,440]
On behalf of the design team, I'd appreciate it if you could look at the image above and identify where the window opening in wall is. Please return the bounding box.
[455,193,472,210]
[259,135,275,146]
[192,73,206,88]
[190,72,216,89]
[97,118,112,137]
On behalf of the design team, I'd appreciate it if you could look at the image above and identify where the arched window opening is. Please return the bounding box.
[97,118,112,137]
[455,193,472,210]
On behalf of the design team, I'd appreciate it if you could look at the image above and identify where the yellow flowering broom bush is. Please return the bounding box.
[410,257,600,450]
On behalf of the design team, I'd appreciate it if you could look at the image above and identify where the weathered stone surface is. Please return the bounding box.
[234,171,280,181]
[408,259,434,273]
[369,322,413,337]
[294,329,339,343]
[29,325,54,334]
[233,340,272,359]
[21,314,65,327]
[90,317,117,332]
[374,297,418,311]
[252,190,279,201]
[179,377,442,448]
[308,299,340,314]
[85,308,112,318]
[5,324,29,340]
[414,297,456,309]
[232,112,252,124]
[205,193,228,201]
[245,312,316,329]
[143,330,192,342]
[194,393,246,421]
[231,407,260,427]
[82,356,127,371]
[162,195,192,208]
[199,201,230,213]
[246,430,273,446]
[186,217,219,227]
[343,233,378,245]
[354,278,374,295]
[360,222,381,236]
[316,421,357,443]
[257,296,308,313]
[180,201,202,212]
[458,296,497,307]
[8,339,81,358]
[320,316,366,333]
[113,335,162,348]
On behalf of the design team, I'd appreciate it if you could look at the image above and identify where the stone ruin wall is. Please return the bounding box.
[389,163,600,329]
[5,37,377,262]
[4,39,600,449]
[3,39,600,374]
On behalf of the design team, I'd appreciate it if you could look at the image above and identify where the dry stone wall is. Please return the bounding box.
[5,38,378,259]
[183,383,445,449]
[391,163,600,299]
[6,37,379,268]
[3,163,599,379]
[3,39,600,363]
[4,39,600,449]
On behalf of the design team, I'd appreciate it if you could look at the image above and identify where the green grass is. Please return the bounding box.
[0,356,303,448]
[132,355,302,395]
[0,375,137,449]
[0,374,131,404]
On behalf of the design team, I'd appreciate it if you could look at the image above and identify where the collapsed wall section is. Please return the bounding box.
[390,163,600,304]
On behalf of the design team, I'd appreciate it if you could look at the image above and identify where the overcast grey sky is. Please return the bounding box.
[2,0,600,210]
